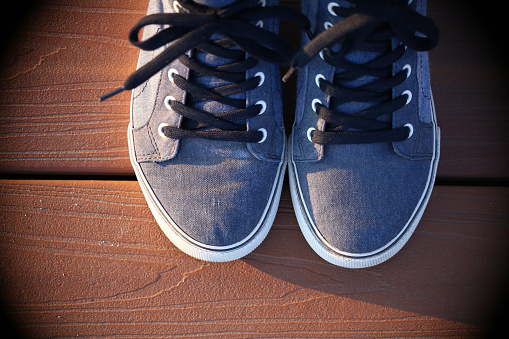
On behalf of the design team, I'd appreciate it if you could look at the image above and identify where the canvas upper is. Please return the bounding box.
[289,0,440,267]
[119,0,309,261]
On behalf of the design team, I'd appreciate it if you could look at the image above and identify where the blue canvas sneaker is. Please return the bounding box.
[286,0,440,267]
[102,0,309,261]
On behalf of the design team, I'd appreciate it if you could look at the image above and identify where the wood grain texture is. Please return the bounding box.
[0,0,145,175]
[428,1,509,179]
[0,1,508,337]
[0,0,508,178]
[1,180,508,338]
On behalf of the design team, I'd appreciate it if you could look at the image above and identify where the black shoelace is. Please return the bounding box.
[284,0,439,145]
[101,0,310,143]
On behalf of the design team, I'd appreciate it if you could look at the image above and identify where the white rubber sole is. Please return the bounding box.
[288,99,440,269]
[128,124,287,262]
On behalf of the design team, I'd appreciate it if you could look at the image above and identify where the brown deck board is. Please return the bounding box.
[428,2,509,180]
[1,180,508,337]
[0,0,508,178]
[0,0,144,175]
[1,0,508,337]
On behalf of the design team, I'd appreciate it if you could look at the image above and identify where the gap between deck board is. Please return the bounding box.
[1,173,509,189]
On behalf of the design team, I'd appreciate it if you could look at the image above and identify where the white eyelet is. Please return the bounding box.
[328,2,340,16]
[158,123,170,139]
[311,98,322,112]
[168,69,178,83]
[402,64,411,78]
[402,90,412,105]
[164,95,175,110]
[173,1,182,13]
[256,100,266,115]
[315,74,325,88]
[254,71,265,87]
[256,20,263,28]
[258,128,267,143]
[319,50,325,60]
[258,0,266,7]
[324,22,333,30]
[307,127,316,142]
[405,123,414,138]
[408,0,413,4]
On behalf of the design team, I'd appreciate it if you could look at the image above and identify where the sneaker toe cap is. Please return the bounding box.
[298,157,433,256]
[139,158,280,248]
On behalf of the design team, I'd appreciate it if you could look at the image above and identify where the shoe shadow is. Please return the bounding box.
[243,184,509,331]
[254,0,509,331]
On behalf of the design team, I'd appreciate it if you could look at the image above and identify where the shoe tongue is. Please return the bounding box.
[330,41,391,125]
[190,36,245,116]
[331,49,380,115]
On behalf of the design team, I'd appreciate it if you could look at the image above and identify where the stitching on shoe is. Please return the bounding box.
[146,123,161,161]
[420,56,432,103]
[133,125,160,161]
[413,55,433,158]
[297,127,305,160]
[133,80,148,101]
[146,72,165,160]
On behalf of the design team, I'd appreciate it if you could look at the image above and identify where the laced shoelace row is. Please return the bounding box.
[101,0,311,143]
[162,38,265,142]
[284,0,439,145]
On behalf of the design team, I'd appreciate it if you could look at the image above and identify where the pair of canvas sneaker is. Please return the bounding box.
[102,0,440,268]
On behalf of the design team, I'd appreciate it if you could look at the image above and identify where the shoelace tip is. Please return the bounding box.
[100,87,125,101]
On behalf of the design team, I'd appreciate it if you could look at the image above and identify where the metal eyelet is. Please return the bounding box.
[158,123,170,139]
[256,20,263,28]
[311,98,322,112]
[164,96,175,110]
[327,2,340,16]
[258,128,267,143]
[315,74,325,88]
[307,127,316,142]
[256,100,267,115]
[168,69,178,83]
[402,64,411,78]
[173,1,182,13]
[402,90,412,105]
[324,22,333,30]
[405,123,414,138]
[254,71,265,87]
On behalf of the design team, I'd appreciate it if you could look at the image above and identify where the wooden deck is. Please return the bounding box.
[1,0,508,337]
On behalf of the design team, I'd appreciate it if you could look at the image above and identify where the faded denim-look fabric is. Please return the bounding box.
[289,0,440,268]
[129,0,286,261]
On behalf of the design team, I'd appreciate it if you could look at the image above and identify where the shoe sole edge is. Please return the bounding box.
[289,96,440,268]
[128,123,287,262]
